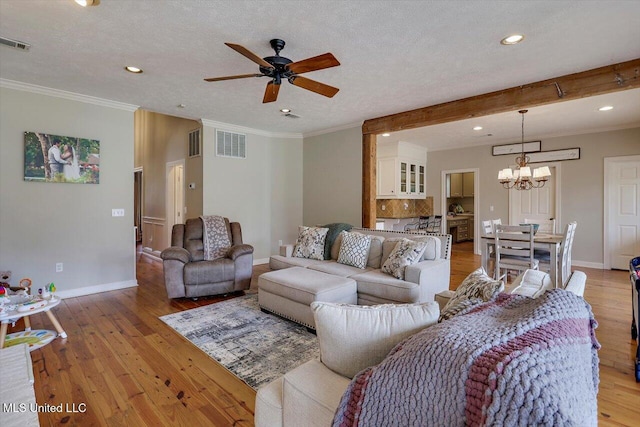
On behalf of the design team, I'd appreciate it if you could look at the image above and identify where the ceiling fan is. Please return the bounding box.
[204,39,340,103]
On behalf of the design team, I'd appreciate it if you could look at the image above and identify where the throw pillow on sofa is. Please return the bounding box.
[439,267,503,322]
[292,226,329,260]
[337,231,372,269]
[310,301,439,378]
[381,238,428,280]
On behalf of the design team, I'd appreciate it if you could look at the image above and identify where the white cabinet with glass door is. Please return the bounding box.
[376,141,427,199]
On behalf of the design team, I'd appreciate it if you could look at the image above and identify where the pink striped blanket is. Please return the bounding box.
[333,290,600,427]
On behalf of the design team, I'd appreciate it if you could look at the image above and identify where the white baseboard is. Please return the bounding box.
[572,260,605,269]
[56,280,138,299]
[254,258,269,265]
[141,250,162,262]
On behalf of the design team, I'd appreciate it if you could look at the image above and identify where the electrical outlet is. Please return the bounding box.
[56,263,63,272]
[278,240,283,246]
[112,209,125,217]
[490,205,494,212]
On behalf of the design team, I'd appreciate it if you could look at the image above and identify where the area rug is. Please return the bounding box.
[160,292,319,389]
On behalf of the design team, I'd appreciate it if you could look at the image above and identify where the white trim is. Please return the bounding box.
[166,160,185,247]
[572,260,604,269]
[142,215,165,224]
[253,258,269,265]
[133,166,143,173]
[0,78,139,111]
[303,121,363,138]
[603,154,640,270]
[142,248,162,261]
[56,280,138,299]
[440,168,480,254]
[200,118,301,139]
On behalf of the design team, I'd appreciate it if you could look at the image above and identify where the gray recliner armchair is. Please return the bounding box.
[160,217,254,298]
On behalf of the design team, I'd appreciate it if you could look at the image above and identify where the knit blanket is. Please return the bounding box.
[333,290,600,427]
[200,215,231,260]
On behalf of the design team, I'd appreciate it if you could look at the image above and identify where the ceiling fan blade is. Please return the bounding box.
[286,53,340,74]
[225,43,274,69]
[263,81,280,103]
[204,73,263,82]
[289,76,339,98]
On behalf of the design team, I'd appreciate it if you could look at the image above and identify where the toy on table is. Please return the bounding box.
[1,271,32,296]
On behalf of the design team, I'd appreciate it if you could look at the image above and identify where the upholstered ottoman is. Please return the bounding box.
[258,267,357,329]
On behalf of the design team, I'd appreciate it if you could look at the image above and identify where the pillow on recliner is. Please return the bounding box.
[438,267,503,322]
[311,301,439,378]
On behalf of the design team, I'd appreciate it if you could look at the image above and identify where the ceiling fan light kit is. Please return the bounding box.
[205,38,340,103]
[498,110,551,190]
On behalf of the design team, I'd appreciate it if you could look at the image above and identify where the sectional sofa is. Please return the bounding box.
[267,228,451,306]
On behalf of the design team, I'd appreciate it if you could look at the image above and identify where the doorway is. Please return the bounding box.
[166,159,185,246]
[604,155,640,270]
[134,168,143,243]
[441,168,480,254]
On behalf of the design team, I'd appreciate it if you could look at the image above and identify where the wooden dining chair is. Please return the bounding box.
[482,220,493,235]
[491,218,502,232]
[538,221,577,288]
[494,224,539,281]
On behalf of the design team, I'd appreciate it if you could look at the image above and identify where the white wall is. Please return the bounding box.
[303,126,363,227]
[201,124,303,261]
[0,86,136,296]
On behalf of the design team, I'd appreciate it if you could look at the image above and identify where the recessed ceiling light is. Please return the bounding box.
[598,105,614,111]
[125,66,143,74]
[74,0,100,6]
[382,133,390,137]
[473,126,483,131]
[500,34,524,45]
[280,108,291,113]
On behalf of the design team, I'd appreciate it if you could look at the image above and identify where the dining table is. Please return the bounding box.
[480,232,565,288]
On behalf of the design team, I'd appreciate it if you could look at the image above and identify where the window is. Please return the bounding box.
[188,128,201,158]
[216,130,246,159]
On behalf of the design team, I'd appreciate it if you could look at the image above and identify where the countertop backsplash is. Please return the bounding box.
[376,197,433,219]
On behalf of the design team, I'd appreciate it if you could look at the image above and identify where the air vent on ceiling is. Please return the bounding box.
[0,36,31,51]
[216,130,246,159]
[283,112,301,119]
[188,128,201,158]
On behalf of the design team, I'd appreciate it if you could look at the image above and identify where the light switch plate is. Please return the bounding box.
[112,209,125,217]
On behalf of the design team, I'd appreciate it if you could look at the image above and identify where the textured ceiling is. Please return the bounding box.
[1,0,639,146]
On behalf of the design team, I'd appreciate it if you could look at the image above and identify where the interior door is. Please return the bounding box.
[509,165,556,231]
[606,156,640,270]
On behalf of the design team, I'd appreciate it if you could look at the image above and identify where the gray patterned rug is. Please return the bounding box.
[160,292,319,389]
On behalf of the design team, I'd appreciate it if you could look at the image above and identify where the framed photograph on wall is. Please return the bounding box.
[24,131,100,183]
[492,141,541,156]
[527,148,580,163]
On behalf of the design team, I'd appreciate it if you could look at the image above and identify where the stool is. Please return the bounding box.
[258,267,357,329]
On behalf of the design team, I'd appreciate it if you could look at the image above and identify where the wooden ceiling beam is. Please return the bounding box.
[362,58,640,135]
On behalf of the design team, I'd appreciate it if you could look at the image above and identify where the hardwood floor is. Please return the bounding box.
[8,246,639,426]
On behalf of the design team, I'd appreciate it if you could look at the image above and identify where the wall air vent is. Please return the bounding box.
[216,130,246,159]
[188,128,201,158]
[0,36,31,51]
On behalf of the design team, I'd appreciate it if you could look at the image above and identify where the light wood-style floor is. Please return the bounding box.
[7,242,639,426]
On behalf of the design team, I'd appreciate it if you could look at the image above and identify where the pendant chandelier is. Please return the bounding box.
[498,109,551,190]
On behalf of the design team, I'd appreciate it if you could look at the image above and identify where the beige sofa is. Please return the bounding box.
[255,270,588,427]
[268,228,452,305]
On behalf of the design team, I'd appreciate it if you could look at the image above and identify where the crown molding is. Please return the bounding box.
[0,79,139,112]
[303,121,363,138]
[200,118,302,139]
